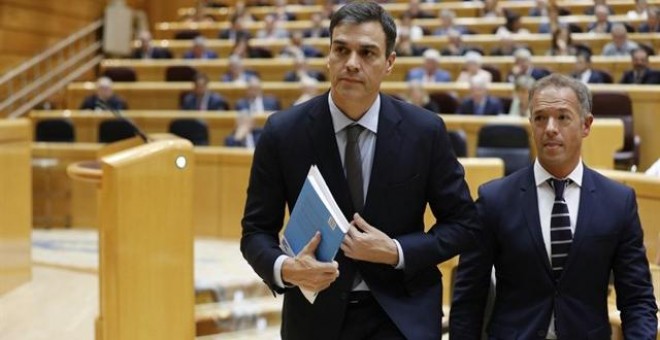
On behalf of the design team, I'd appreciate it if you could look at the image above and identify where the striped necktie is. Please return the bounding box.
[549,178,572,280]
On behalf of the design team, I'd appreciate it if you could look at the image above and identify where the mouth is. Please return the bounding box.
[339,77,362,84]
[544,141,563,150]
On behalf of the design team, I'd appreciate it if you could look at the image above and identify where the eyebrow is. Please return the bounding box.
[332,39,381,51]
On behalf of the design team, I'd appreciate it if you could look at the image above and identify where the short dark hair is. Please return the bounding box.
[528,73,592,119]
[329,1,397,57]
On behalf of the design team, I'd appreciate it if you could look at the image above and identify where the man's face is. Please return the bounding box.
[328,21,395,107]
[632,50,649,71]
[194,79,208,95]
[529,87,593,177]
[574,57,588,74]
[97,86,113,101]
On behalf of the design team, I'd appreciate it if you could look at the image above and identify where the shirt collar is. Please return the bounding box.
[533,158,583,188]
[328,92,380,134]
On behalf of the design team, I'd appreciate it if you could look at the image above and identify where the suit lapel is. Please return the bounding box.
[562,166,596,273]
[305,93,354,219]
[521,168,554,279]
[363,95,403,217]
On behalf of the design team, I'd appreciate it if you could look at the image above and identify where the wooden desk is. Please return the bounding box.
[65,82,660,169]
[145,33,660,59]
[155,15,644,38]
[104,54,660,85]
[177,0,658,22]
[0,119,32,295]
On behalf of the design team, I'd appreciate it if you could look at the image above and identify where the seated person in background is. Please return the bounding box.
[224,114,262,148]
[181,73,229,110]
[283,54,326,82]
[457,78,503,115]
[80,77,127,110]
[456,51,492,84]
[528,0,550,17]
[302,12,330,38]
[279,30,324,58]
[405,49,452,83]
[394,27,426,57]
[235,77,281,113]
[602,23,639,57]
[587,4,613,34]
[406,0,435,19]
[547,27,578,56]
[221,54,259,83]
[273,0,296,21]
[507,48,551,82]
[571,52,609,84]
[131,30,172,59]
[646,158,660,177]
[584,0,614,15]
[405,80,440,113]
[480,0,504,18]
[433,9,468,36]
[638,6,660,32]
[628,0,649,19]
[490,31,527,56]
[441,29,477,56]
[292,77,320,106]
[218,14,250,40]
[255,13,289,40]
[507,75,535,117]
[230,31,273,58]
[398,11,424,41]
[183,36,218,59]
[496,13,530,37]
[620,48,660,84]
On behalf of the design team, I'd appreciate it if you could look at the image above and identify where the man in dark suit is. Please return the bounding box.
[241,2,481,339]
[571,52,610,84]
[620,48,660,85]
[404,48,452,83]
[131,31,172,59]
[234,77,281,112]
[283,55,326,82]
[457,79,503,115]
[507,48,551,83]
[183,36,218,59]
[450,74,658,339]
[180,73,229,110]
[79,77,128,110]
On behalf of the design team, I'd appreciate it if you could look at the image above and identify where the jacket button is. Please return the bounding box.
[537,330,546,337]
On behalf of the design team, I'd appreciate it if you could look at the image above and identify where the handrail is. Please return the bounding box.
[0,20,104,118]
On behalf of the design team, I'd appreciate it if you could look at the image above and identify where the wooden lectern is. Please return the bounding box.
[0,119,32,295]
[68,135,195,340]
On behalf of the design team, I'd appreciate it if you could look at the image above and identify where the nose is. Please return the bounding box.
[545,117,559,134]
[345,51,360,72]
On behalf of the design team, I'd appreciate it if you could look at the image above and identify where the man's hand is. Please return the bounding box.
[341,213,399,266]
[281,231,340,292]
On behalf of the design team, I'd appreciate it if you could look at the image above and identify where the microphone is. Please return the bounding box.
[96,100,150,143]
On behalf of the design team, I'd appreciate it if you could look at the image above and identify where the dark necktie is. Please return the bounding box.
[549,178,572,280]
[345,124,365,212]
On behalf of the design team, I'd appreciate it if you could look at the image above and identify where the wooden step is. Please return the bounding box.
[196,325,280,340]
[195,296,282,337]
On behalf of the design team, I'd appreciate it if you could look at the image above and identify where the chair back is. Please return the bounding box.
[174,30,201,40]
[35,119,75,142]
[429,92,459,114]
[165,66,197,82]
[591,92,638,167]
[168,118,210,146]
[447,130,468,158]
[482,64,502,83]
[476,124,531,175]
[98,119,137,143]
[102,67,137,82]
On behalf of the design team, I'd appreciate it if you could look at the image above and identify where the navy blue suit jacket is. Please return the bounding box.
[241,93,480,340]
[405,67,452,82]
[180,92,229,110]
[79,95,127,111]
[450,166,657,339]
[457,96,503,115]
[620,69,660,85]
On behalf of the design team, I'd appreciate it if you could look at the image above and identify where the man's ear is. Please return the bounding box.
[386,52,396,74]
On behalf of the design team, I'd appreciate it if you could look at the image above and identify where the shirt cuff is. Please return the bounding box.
[393,239,405,269]
[273,254,292,289]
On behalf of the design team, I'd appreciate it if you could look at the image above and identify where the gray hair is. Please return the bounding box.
[528,74,592,119]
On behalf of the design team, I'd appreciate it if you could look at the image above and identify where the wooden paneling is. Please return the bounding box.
[0,119,32,295]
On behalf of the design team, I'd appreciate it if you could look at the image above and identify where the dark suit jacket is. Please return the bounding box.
[457,96,503,115]
[571,70,610,84]
[241,93,480,340]
[405,67,452,82]
[620,69,660,85]
[79,94,127,111]
[450,166,657,339]
[182,50,218,59]
[180,92,229,110]
[235,96,281,112]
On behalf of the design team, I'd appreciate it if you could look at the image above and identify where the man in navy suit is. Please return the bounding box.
[79,77,128,111]
[404,48,452,83]
[283,55,327,82]
[241,2,481,339]
[183,36,218,59]
[180,73,229,110]
[131,31,172,59]
[620,48,660,85]
[571,52,610,84]
[234,77,281,112]
[450,74,657,339]
[507,48,551,83]
[457,78,503,115]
